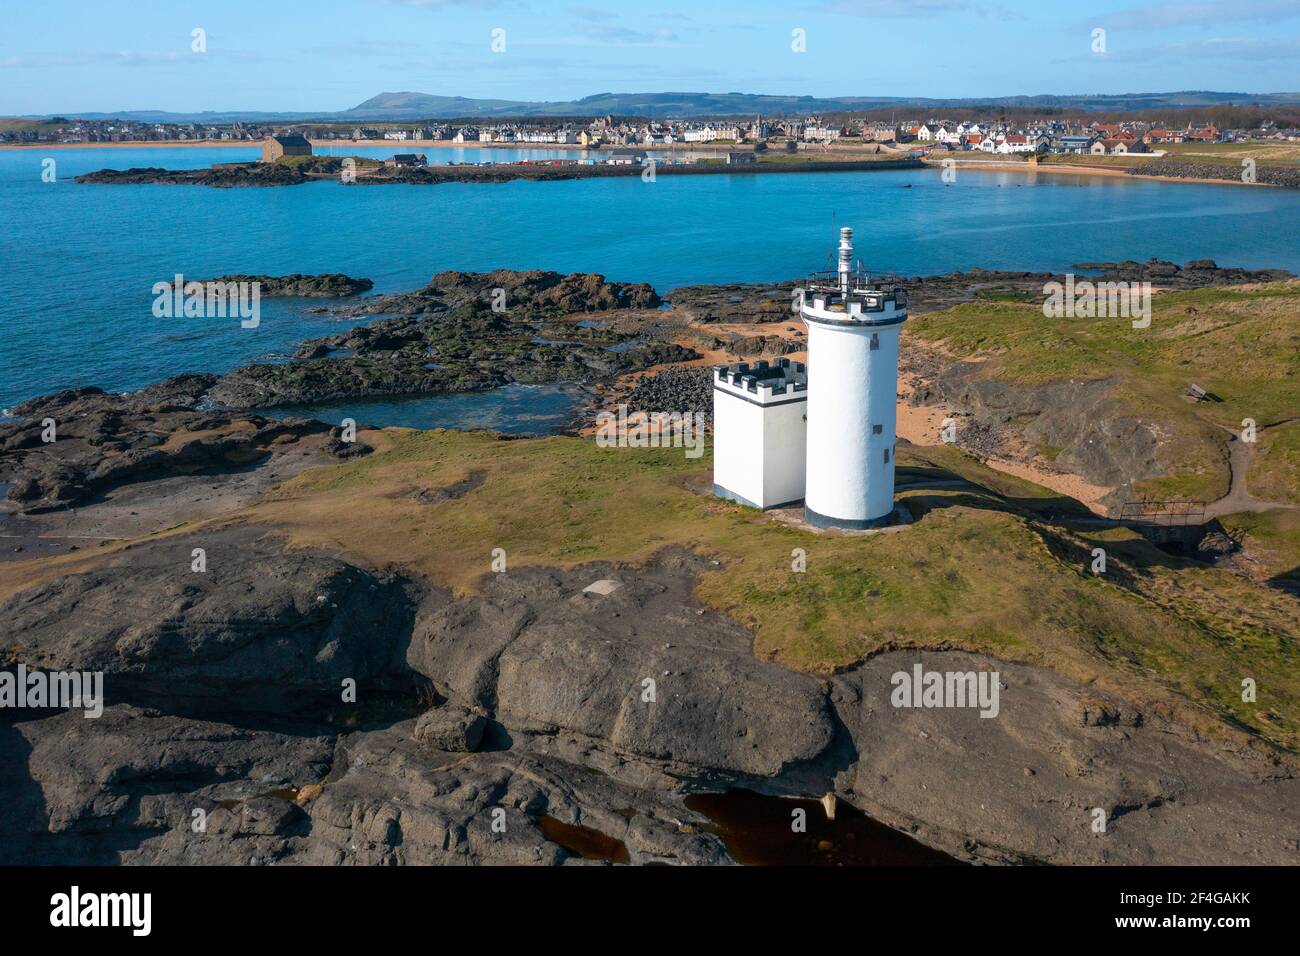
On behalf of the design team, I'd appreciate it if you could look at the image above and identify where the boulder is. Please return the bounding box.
[413,705,488,753]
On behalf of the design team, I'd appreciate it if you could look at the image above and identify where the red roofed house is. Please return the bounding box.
[1145,128,1184,144]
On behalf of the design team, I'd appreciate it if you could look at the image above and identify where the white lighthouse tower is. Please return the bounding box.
[799,227,908,529]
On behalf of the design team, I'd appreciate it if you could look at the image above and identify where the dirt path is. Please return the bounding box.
[1205,423,1299,519]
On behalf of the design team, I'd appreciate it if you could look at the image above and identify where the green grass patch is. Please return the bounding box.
[1249,422,1300,506]
[1039,153,1153,168]
[906,281,1300,505]
[249,428,1300,752]
[1160,141,1300,168]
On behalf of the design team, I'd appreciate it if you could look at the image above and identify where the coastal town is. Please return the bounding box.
[6,111,1300,154]
[21,106,1300,192]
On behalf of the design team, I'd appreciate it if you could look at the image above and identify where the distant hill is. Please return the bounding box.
[344,89,1300,120]
[22,90,1300,124]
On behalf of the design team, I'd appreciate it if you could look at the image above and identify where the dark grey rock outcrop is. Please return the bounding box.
[0,381,329,512]
[204,271,688,410]
[837,651,1300,865]
[207,274,374,297]
[0,528,420,714]
[0,704,334,865]
[408,550,837,780]
[904,356,1215,511]
[3,535,1297,866]
[300,722,733,866]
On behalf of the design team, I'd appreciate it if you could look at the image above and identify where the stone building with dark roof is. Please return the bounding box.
[261,133,313,163]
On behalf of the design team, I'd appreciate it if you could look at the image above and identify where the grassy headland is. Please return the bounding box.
[239,427,1300,755]
[905,281,1300,504]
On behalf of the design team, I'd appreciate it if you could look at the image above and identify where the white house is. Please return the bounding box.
[996,134,1036,154]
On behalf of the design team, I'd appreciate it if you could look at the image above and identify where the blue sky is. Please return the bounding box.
[3,0,1298,114]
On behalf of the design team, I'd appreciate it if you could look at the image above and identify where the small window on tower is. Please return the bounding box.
[870,333,880,351]
[873,424,883,434]
[883,448,890,464]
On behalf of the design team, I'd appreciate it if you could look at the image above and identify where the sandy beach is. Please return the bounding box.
[923,156,1277,188]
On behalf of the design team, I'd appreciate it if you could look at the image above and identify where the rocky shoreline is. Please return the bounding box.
[0,380,353,514]
[75,157,925,188]
[1127,159,1300,188]
[665,257,1291,323]
[0,269,688,511]
[206,270,689,410]
[74,157,366,187]
[76,163,313,187]
[2,260,1298,865]
[3,522,1295,865]
[3,261,1288,514]
[210,273,374,297]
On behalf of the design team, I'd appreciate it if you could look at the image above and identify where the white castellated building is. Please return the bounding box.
[711,357,808,510]
[713,227,908,529]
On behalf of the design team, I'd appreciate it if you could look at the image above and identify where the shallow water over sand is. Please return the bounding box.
[264,383,586,435]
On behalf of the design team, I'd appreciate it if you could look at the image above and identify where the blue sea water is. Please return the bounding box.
[1,145,1298,411]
